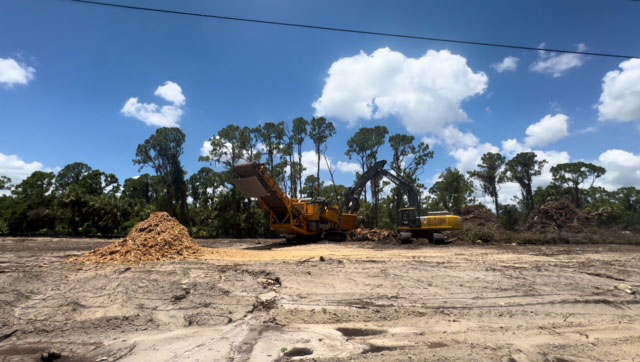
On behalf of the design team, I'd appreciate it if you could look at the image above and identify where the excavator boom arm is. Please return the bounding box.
[378,169,420,213]
[342,160,387,213]
[343,160,421,214]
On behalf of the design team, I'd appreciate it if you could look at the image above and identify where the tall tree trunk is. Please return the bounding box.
[290,153,296,198]
[297,144,303,197]
[526,184,534,212]
[493,194,500,217]
[165,177,175,217]
[362,161,368,204]
[372,177,379,228]
[268,151,274,173]
[316,146,321,197]
[394,189,398,227]
[324,156,340,206]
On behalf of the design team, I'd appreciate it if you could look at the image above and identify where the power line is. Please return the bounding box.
[71,0,638,60]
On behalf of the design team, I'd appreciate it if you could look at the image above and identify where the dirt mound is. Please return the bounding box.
[348,228,398,242]
[525,199,595,233]
[447,205,508,243]
[69,212,201,264]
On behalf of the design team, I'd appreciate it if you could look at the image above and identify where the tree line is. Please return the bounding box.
[1,118,638,237]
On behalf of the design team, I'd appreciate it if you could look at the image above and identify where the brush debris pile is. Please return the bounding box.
[461,205,503,229]
[526,199,595,233]
[447,205,507,243]
[69,212,201,264]
[348,228,398,242]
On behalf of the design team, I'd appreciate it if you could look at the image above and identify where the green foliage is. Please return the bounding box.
[468,152,505,216]
[345,126,389,227]
[291,117,308,198]
[319,183,348,206]
[498,204,522,231]
[123,174,161,204]
[200,125,255,167]
[583,186,640,232]
[256,121,285,173]
[1,120,639,239]
[388,134,433,182]
[346,126,389,170]
[615,187,640,213]
[188,167,219,208]
[0,176,11,191]
[6,171,57,234]
[199,125,265,236]
[533,183,572,207]
[54,162,93,195]
[429,168,475,214]
[301,175,322,198]
[388,133,433,227]
[502,152,547,213]
[551,162,606,208]
[54,164,122,235]
[309,117,335,196]
[377,196,396,229]
[134,127,188,222]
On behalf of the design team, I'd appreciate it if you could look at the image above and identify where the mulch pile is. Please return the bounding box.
[348,228,398,242]
[525,199,595,233]
[68,212,201,264]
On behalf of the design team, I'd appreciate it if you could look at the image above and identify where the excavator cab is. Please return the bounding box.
[399,208,420,228]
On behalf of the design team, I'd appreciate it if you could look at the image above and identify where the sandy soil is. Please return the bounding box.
[1,237,639,361]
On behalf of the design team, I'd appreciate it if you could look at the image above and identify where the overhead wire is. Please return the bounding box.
[70,0,638,59]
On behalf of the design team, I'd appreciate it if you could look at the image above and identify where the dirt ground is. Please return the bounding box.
[1,237,639,361]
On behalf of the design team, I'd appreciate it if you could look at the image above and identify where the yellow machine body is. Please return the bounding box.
[232,163,357,239]
[397,208,464,237]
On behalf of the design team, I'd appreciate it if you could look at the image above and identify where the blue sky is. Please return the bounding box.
[1,0,640,201]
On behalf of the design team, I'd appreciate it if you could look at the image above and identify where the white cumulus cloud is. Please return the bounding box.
[312,47,488,134]
[301,150,330,179]
[524,113,570,147]
[121,81,186,127]
[0,153,44,185]
[437,123,640,208]
[502,138,527,155]
[449,143,500,173]
[200,140,213,157]
[598,59,640,123]
[441,125,571,208]
[0,57,35,87]
[533,149,571,186]
[154,81,185,106]
[336,161,362,174]
[492,56,519,73]
[442,126,480,149]
[595,149,640,189]
[530,43,587,77]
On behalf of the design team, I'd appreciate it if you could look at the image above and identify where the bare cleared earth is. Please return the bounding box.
[1,237,639,361]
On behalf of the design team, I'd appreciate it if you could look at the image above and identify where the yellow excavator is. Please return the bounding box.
[232,161,463,243]
[342,160,463,243]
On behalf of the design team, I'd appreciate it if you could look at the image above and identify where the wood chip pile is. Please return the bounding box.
[348,228,398,242]
[525,199,595,233]
[69,212,201,264]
